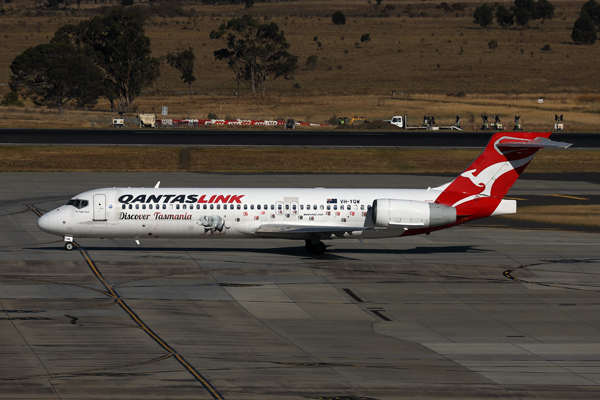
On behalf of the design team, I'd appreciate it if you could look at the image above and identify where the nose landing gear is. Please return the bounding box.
[305,239,326,255]
[64,236,74,251]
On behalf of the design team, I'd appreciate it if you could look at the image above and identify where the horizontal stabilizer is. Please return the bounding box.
[497,136,572,149]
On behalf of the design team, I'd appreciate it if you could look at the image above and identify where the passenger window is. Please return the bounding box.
[136,204,139,209]
[271,205,274,210]
[244,204,248,210]
[257,205,261,210]
[176,204,180,210]
[196,204,200,210]
[129,204,132,210]
[361,205,364,210]
[300,205,304,210]
[163,204,166,210]
[347,205,351,210]
[149,204,153,210]
[182,204,186,210]
[292,204,296,210]
[142,204,146,210]
[169,204,173,209]
[285,204,289,210]
[264,204,267,210]
[250,204,254,210]
[217,204,221,210]
[334,205,337,210]
[210,204,214,210]
[122,204,126,210]
[320,205,324,210]
[237,204,241,210]
[278,204,282,210]
[203,204,207,210]
[327,205,330,210]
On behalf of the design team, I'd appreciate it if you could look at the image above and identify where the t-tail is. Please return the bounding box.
[434,132,571,223]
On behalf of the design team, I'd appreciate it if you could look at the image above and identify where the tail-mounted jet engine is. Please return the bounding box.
[372,199,456,229]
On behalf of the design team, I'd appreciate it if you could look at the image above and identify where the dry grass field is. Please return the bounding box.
[0,0,600,129]
[1,146,598,173]
[501,204,600,226]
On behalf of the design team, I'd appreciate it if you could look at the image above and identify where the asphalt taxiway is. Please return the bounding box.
[1,172,600,399]
[1,129,599,148]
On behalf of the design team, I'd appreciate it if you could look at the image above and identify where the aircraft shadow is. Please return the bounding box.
[35,244,488,258]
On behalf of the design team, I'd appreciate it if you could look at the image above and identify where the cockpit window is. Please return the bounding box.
[66,199,89,209]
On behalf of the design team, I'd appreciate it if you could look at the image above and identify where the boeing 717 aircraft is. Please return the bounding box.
[37,132,570,254]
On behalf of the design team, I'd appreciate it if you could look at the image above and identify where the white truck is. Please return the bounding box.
[385,115,405,128]
[137,114,156,128]
[384,114,462,130]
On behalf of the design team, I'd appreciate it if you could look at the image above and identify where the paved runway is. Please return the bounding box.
[1,129,599,148]
[1,172,600,399]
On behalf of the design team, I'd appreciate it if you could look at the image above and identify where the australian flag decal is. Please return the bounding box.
[326,199,337,204]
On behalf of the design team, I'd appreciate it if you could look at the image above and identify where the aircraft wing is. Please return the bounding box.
[254,224,368,239]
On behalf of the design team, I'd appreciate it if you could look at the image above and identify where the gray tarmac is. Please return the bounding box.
[1,172,600,400]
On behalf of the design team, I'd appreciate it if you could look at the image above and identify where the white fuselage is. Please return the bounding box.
[38,187,445,241]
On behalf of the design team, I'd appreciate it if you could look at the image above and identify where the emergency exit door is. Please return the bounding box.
[93,194,106,221]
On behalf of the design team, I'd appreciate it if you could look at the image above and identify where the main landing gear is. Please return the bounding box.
[305,240,326,255]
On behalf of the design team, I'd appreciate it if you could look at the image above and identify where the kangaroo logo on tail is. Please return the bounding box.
[434,132,570,221]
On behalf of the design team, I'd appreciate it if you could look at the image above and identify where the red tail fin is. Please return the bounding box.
[434,132,569,221]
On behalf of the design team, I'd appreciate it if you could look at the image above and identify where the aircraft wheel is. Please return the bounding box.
[305,240,312,252]
[65,242,74,251]
[313,241,326,255]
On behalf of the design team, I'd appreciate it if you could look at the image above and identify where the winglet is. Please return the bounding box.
[154,181,160,188]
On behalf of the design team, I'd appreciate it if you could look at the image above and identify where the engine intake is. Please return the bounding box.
[372,199,456,229]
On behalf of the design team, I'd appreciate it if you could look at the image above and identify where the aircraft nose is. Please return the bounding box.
[37,212,50,233]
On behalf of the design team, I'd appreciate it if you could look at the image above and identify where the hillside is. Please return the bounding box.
[0,0,599,130]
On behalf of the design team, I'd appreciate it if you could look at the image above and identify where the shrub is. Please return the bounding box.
[541,44,551,51]
[0,91,24,107]
[572,11,597,44]
[473,4,493,28]
[582,0,600,26]
[305,55,318,69]
[495,5,514,28]
[332,11,346,25]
